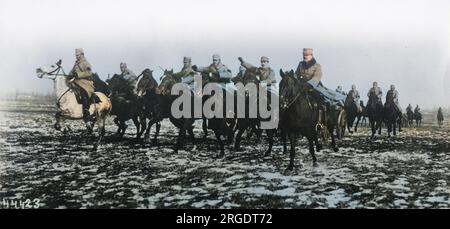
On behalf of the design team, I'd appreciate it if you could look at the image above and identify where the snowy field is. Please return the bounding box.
[0,100,449,208]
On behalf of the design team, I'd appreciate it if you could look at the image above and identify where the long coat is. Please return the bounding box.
[70,57,94,98]
[295,60,322,82]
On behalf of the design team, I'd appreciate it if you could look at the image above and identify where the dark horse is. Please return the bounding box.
[135,68,161,143]
[344,95,360,134]
[279,69,322,171]
[414,109,422,127]
[233,67,276,157]
[367,95,383,138]
[407,109,414,127]
[106,74,142,139]
[139,69,196,152]
[383,102,402,137]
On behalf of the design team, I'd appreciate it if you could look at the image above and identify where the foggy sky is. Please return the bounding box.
[1,0,449,109]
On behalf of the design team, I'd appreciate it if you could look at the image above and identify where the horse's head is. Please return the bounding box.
[137,68,158,97]
[107,74,130,93]
[36,59,64,80]
[156,69,176,95]
[242,67,260,85]
[279,69,298,97]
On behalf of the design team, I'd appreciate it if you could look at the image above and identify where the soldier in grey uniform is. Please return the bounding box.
[119,62,138,95]
[179,56,196,86]
[192,54,233,82]
[348,84,361,111]
[367,81,383,104]
[238,56,276,84]
[385,84,402,114]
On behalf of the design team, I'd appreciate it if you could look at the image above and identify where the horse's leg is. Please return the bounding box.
[202,118,208,139]
[54,112,62,131]
[138,115,147,139]
[187,121,196,148]
[347,116,354,134]
[286,133,297,171]
[307,135,318,167]
[370,119,375,139]
[387,121,392,138]
[145,117,158,145]
[393,120,397,136]
[113,117,121,136]
[174,123,185,153]
[313,131,322,152]
[132,116,141,140]
[281,129,288,154]
[330,127,338,152]
[93,117,106,151]
[264,129,274,157]
[214,130,225,158]
[355,116,361,132]
[234,124,245,151]
[377,119,382,135]
[154,122,161,145]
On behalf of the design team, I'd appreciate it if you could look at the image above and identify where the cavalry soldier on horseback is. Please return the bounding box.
[295,48,346,107]
[68,48,95,130]
[238,56,276,84]
[178,56,196,85]
[348,84,361,112]
[415,105,421,114]
[119,62,138,94]
[192,54,233,83]
[385,84,402,115]
[406,104,413,113]
[367,81,383,104]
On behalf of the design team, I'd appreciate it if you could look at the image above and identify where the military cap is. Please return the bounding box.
[303,48,313,55]
[75,48,84,55]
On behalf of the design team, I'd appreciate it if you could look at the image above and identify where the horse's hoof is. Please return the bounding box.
[234,146,242,151]
[264,151,271,157]
[313,162,319,167]
[333,147,339,152]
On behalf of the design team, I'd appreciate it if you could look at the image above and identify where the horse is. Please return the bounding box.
[233,67,276,157]
[358,102,368,127]
[36,60,112,150]
[135,68,161,143]
[383,102,402,137]
[279,69,322,171]
[140,69,196,152]
[366,95,384,138]
[106,74,142,139]
[437,109,444,128]
[344,94,360,134]
[414,109,422,127]
[407,109,414,127]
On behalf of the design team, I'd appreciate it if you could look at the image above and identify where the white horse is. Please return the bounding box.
[36,60,112,149]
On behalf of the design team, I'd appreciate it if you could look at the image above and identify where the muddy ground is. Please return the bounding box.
[0,100,449,208]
